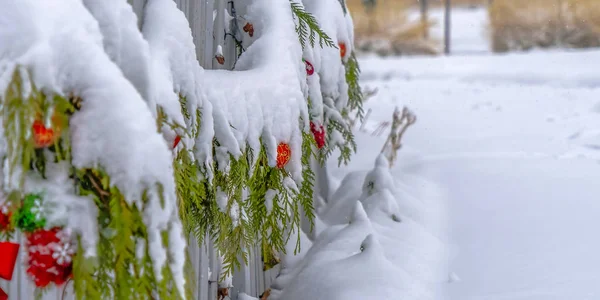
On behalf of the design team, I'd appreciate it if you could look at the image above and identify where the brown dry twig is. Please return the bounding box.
[380,106,416,167]
[86,171,110,199]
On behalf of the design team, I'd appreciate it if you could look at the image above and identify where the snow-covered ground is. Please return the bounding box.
[356,42,600,300]
[358,48,600,299]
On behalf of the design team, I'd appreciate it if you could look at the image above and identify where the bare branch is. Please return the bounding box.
[380,106,417,167]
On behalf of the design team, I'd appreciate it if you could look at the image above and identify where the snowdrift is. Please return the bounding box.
[268,154,449,300]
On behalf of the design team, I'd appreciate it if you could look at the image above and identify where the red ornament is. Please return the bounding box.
[173,135,181,149]
[310,122,326,149]
[339,42,347,58]
[276,143,291,169]
[32,118,59,149]
[243,22,254,37]
[0,241,20,300]
[303,59,314,76]
[26,228,74,288]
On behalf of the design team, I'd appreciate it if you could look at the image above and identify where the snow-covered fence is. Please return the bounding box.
[130,0,215,68]
[2,1,273,300]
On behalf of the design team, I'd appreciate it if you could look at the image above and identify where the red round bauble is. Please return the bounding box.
[303,59,314,76]
[26,228,74,288]
[32,118,60,149]
[339,42,347,59]
[276,143,291,169]
[310,122,326,149]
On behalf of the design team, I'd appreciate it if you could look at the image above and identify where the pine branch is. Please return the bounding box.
[290,2,337,49]
[345,52,365,121]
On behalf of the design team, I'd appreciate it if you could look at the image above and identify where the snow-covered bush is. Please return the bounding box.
[0,0,363,297]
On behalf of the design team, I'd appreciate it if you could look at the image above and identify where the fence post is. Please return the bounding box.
[444,0,451,55]
[420,0,428,39]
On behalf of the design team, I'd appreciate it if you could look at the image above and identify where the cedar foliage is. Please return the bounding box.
[1,68,187,299]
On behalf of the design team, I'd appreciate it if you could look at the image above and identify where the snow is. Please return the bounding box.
[358,40,600,300]
[82,0,154,104]
[198,0,308,182]
[270,154,448,300]
[143,0,207,160]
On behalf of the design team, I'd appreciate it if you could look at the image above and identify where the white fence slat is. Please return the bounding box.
[199,0,215,68]
[255,246,263,296]
[213,0,227,70]
[197,238,210,300]
[187,234,200,299]
[207,239,218,300]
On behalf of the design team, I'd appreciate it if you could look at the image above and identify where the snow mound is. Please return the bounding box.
[270,155,448,300]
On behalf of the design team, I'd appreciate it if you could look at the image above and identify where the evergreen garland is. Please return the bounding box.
[173,124,316,279]
[167,3,331,281]
[1,68,189,299]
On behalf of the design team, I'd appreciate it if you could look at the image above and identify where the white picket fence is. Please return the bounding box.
[2,234,277,300]
[1,1,278,299]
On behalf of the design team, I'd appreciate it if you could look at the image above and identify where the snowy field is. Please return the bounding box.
[358,49,600,300]
[349,7,600,300]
